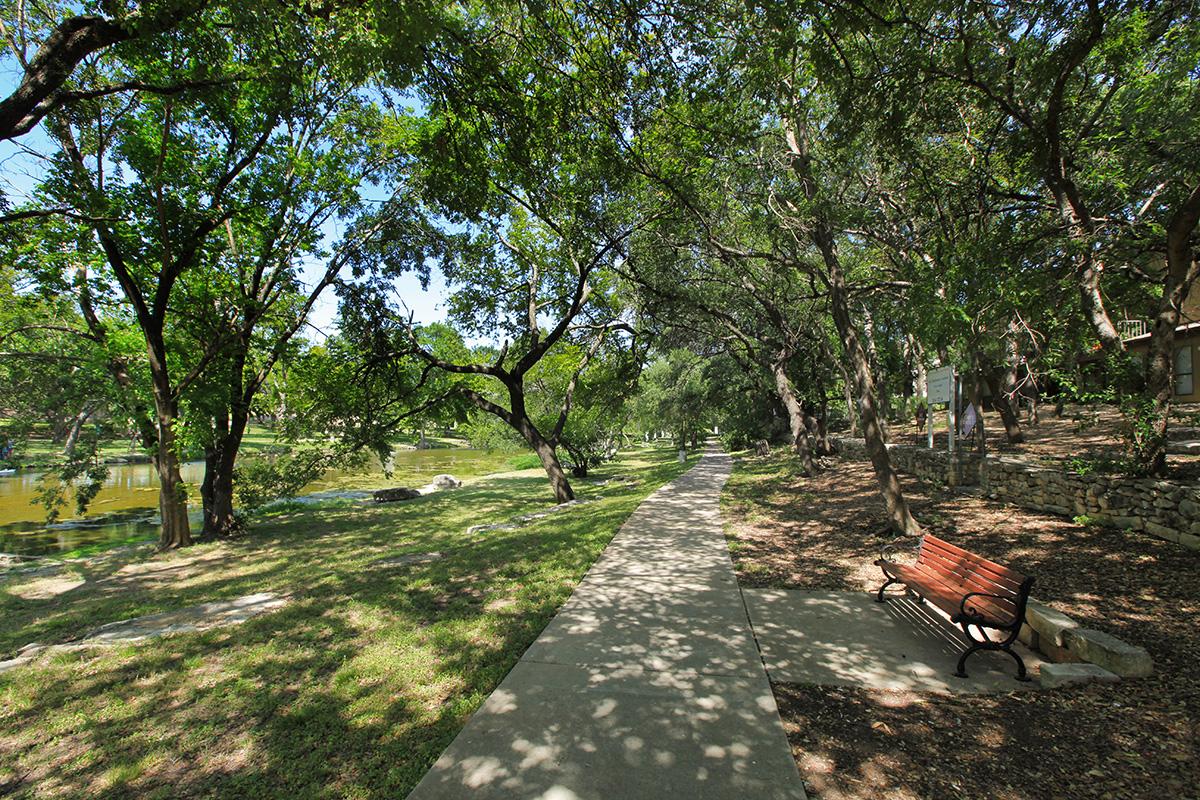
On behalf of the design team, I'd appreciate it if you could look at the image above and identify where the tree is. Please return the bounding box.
[527,337,640,476]
[339,3,649,502]
[873,0,1200,472]
[0,0,213,142]
[632,351,716,449]
[625,5,922,533]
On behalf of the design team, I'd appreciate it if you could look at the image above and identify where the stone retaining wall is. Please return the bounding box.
[831,436,1200,550]
[832,436,984,487]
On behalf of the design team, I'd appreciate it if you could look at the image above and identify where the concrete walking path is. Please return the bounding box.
[744,589,1045,693]
[407,447,807,800]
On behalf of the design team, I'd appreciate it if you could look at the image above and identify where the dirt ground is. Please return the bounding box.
[723,456,1200,800]
[887,403,1200,475]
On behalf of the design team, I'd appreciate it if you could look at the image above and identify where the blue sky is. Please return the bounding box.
[0,69,451,339]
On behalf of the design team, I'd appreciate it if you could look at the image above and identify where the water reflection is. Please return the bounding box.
[0,449,517,557]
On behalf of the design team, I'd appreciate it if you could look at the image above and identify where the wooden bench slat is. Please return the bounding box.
[917,547,1023,596]
[921,535,1027,585]
[887,562,1018,626]
[918,549,1025,599]
[874,534,1035,681]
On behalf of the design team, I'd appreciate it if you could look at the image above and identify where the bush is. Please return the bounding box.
[234,448,356,513]
[506,453,542,470]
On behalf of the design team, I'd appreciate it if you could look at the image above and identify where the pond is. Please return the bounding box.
[0,448,521,558]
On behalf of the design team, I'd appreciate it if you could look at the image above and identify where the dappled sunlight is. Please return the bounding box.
[726,451,1200,798]
[407,449,806,800]
[0,444,697,798]
[411,661,801,799]
[744,589,1043,694]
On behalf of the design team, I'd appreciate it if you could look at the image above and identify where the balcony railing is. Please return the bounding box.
[1118,319,1150,340]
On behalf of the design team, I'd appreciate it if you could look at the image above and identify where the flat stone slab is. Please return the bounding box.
[1025,599,1080,647]
[743,589,1046,694]
[407,661,805,800]
[82,592,289,643]
[1,593,289,674]
[1041,662,1120,689]
[5,574,86,600]
[372,552,444,568]
[1062,628,1154,677]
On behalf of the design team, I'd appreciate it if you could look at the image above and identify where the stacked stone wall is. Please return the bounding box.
[831,436,1200,550]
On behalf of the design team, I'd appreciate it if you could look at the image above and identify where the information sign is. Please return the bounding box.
[927,366,954,405]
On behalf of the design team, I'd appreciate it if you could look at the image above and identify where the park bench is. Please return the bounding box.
[875,534,1035,681]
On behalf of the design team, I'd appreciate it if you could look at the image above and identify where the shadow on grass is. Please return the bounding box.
[0,445,697,798]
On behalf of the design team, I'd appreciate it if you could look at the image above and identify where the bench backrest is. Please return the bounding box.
[916,534,1034,623]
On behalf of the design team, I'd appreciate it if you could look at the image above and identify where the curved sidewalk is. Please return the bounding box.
[407,447,806,800]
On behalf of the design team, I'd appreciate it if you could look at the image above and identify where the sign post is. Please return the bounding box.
[948,375,957,454]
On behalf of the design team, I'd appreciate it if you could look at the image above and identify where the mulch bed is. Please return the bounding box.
[724,456,1200,800]
[889,404,1200,478]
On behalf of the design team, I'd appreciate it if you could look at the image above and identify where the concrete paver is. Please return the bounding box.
[743,588,1045,694]
[407,449,807,800]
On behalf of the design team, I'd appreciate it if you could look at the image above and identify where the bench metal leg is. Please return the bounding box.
[1005,646,1030,682]
[954,642,984,678]
[955,623,1030,681]
[875,578,898,603]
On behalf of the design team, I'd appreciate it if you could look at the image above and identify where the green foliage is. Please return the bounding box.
[233,448,364,514]
[632,350,716,446]
[31,435,110,524]
[1119,394,1163,477]
[461,413,525,451]
[506,453,543,470]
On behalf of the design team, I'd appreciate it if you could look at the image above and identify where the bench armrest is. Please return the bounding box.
[958,591,1013,621]
[879,535,923,563]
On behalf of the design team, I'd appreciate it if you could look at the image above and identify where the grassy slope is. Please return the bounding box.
[0,445,697,799]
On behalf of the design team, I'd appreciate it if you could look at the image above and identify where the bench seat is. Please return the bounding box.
[875,533,1034,680]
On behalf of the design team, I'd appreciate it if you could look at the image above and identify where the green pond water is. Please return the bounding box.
[0,448,519,558]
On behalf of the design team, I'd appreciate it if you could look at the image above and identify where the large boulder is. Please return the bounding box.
[429,474,462,490]
[373,487,421,503]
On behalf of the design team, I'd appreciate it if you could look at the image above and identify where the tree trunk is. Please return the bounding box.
[840,365,859,436]
[861,305,890,436]
[201,445,217,529]
[62,404,95,456]
[529,427,574,502]
[201,442,240,538]
[492,383,574,503]
[809,360,835,455]
[773,359,815,475]
[1138,185,1200,476]
[999,326,1026,443]
[202,397,251,537]
[153,395,191,549]
[969,363,987,456]
[829,283,920,535]
[986,372,1024,444]
[812,232,920,535]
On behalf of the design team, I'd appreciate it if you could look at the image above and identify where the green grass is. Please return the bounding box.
[0,444,697,799]
[505,453,543,470]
